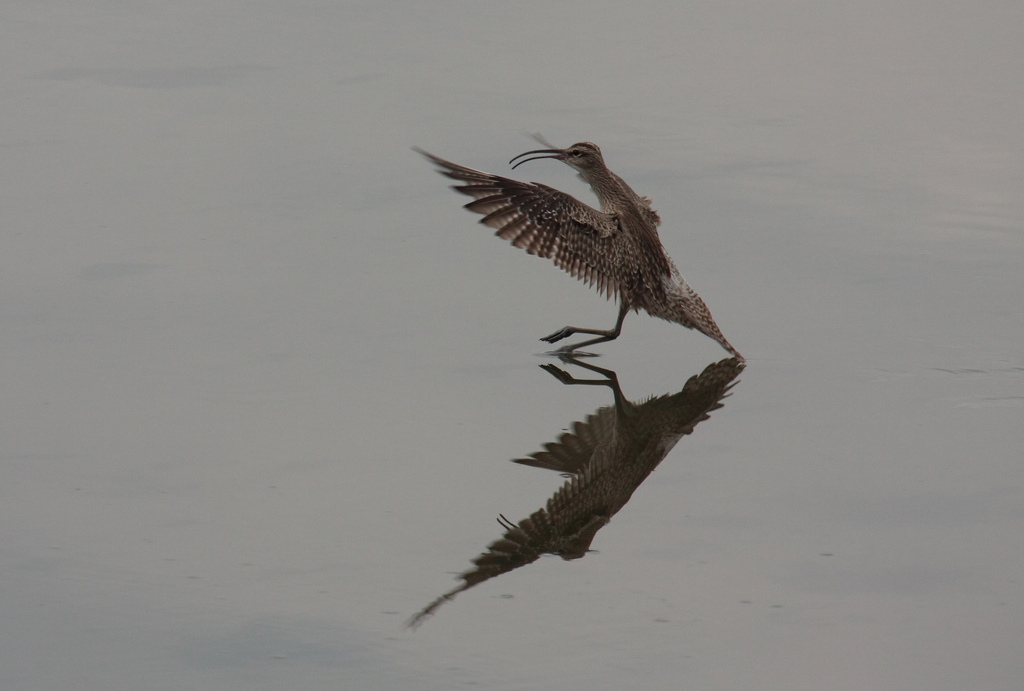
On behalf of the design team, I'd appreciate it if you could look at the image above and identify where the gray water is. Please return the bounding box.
[2,2,1022,689]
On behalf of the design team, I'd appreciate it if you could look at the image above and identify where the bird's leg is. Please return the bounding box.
[540,358,618,387]
[540,357,630,416]
[541,301,630,350]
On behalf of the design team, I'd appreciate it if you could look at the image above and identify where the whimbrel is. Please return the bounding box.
[407,355,745,628]
[415,141,742,359]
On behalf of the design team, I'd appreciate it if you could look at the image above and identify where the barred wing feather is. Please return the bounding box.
[416,149,624,301]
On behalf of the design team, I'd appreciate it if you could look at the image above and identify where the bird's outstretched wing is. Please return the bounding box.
[416,148,625,301]
[512,406,618,475]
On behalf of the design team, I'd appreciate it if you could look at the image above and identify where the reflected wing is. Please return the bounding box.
[406,512,547,629]
[512,406,618,475]
[416,148,624,300]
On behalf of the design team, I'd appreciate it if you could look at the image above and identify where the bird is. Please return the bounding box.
[414,140,742,359]
[406,355,746,628]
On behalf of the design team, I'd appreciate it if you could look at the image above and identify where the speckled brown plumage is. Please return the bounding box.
[415,141,742,358]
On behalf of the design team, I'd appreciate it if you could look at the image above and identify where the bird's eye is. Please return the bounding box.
[570,149,582,157]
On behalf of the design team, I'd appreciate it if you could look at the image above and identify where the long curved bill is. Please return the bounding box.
[509,148,564,170]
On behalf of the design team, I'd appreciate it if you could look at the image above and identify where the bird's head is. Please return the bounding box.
[509,141,605,175]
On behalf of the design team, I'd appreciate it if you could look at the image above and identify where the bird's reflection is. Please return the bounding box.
[408,356,745,628]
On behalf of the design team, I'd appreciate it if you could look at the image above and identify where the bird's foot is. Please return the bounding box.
[540,363,574,384]
[540,327,574,344]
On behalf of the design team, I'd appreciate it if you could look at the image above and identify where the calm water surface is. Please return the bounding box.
[2,2,1021,690]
